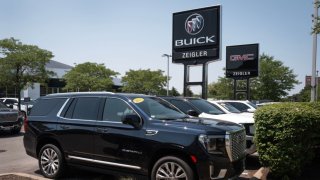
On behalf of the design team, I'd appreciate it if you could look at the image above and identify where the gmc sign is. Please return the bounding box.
[226,44,259,78]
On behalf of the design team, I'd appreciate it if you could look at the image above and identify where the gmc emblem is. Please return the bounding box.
[230,54,254,61]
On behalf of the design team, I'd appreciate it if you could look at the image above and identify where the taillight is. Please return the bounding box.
[24,115,28,132]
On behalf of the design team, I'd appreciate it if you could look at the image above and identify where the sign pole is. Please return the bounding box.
[246,78,250,100]
[202,63,208,99]
[233,79,237,100]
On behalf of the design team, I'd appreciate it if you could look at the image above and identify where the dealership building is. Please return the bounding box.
[0,60,122,100]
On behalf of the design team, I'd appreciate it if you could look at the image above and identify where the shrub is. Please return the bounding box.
[254,102,320,179]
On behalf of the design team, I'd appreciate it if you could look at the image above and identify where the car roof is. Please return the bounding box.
[43,92,153,99]
[159,96,201,100]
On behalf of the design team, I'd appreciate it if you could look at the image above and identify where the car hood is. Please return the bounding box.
[199,112,254,124]
[151,117,243,135]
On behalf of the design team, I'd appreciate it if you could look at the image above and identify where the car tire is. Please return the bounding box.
[38,144,65,179]
[151,156,194,180]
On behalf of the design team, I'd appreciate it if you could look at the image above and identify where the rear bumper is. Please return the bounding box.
[0,119,23,130]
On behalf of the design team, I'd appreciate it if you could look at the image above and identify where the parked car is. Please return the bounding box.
[0,101,24,134]
[13,99,36,116]
[208,101,254,118]
[0,97,18,108]
[160,96,256,154]
[218,100,257,113]
[24,92,246,179]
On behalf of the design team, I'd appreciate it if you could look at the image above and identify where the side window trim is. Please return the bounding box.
[57,98,71,117]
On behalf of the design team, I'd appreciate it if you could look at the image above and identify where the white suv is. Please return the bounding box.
[0,98,18,108]
[217,100,257,113]
[161,97,256,154]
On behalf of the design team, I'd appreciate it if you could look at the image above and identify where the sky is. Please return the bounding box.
[1,0,318,95]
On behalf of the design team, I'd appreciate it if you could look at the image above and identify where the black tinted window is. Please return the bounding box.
[30,98,67,116]
[169,99,195,114]
[228,102,249,112]
[0,102,7,108]
[72,97,101,120]
[103,98,136,122]
[188,99,224,115]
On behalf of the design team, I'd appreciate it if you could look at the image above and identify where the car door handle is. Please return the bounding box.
[97,127,109,133]
[60,125,69,130]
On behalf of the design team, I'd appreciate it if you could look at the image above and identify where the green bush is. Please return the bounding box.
[254,102,320,179]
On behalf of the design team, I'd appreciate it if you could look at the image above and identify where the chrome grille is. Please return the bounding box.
[225,129,246,162]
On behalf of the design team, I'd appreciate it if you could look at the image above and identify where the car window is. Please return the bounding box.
[168,99,196,114]
[130,97,187,120]
[227,102,250,112]
[0,101,7,108]
[188,99,224,115]
[30,98,67,116]
[247,101,257,109]
[72,97,101,120]
[103,98,136,122]
[4,99,17,104]
[216,102,241,113]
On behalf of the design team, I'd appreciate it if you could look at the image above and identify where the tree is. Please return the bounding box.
[208,54,299,101]
[0,38,54,110]
[185,87,194,97]
[253,54,299,101]
[63,62,119,92]
[170,87,181,96]
[208,77,233,99]
[290,85,320,102]
[312,1,320,34]
[122,69,167,95]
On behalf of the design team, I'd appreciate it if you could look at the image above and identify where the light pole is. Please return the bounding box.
[311,0,318,102]
[162,54,171,96]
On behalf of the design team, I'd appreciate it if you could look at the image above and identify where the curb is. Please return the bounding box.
[0,173,48,180]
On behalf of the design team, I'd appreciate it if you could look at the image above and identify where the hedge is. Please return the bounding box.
[254,102,320,179]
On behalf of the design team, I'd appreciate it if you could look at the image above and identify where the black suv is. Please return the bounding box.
[24,92,246,179]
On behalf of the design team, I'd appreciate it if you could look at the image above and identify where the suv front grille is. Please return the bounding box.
[225,129,246,162]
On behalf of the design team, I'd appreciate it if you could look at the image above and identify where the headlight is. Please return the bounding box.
[198,134,225,154]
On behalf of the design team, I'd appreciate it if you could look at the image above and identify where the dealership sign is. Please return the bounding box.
[226,44,259,78]
[172,6,221,64]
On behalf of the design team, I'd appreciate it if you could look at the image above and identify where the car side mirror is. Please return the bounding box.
[187,110,199,117]
[122,114,142,129]
[247,109,255,113]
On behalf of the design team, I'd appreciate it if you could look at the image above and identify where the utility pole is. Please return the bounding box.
[311,0,319,102]
[162,54,171,96]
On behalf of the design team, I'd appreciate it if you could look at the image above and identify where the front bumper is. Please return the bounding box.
[196,156,245,180]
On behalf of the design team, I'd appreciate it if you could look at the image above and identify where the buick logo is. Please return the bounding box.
[185,13,204,35]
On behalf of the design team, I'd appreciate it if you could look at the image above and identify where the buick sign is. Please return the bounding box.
[172,6,221,64]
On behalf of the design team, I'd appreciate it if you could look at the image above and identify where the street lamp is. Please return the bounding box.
[162,54,171,96]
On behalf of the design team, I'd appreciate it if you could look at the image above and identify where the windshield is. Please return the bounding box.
[0,102,7,108]
[247,101,257,109]
[188,99,225,115]
[217,102,241,113]
[130,96,187,120]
